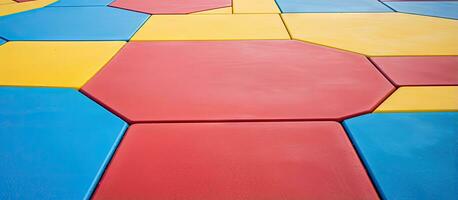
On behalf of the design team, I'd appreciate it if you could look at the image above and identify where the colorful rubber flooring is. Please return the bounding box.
[0,0,457,200]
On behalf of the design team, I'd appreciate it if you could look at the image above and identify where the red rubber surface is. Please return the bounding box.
[110,0,231,14]
[82,40,394,123]
[372,56,458,86]
[92,122,379,200]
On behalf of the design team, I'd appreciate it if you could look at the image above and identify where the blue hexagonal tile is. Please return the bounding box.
[0,87,128,199]
[0,6,149,41]
[276,0,392,13]
[344,112,458,200]
[386,1,458,20]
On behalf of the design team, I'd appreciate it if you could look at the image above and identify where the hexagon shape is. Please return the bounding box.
[110,0,231,14]
[0,0,16,4]
[282,13,458,56]
[49,0,115,6]
[371,56,458,86]
[0,41,125,88]
[375,86,458,112]
[82,40,394,123]
[93,122,379,200]
[382,0,458,2]
[386,1,458,20]
[0,87,127,199]
[191,6,232,14]
[0,0,56,17]
[232,0,280,14]
[0,6,149,41]
[344,112,458,200]
[276,0,392,13]
[131,14,289,41]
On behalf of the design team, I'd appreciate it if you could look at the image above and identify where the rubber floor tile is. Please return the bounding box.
[131,14,289,41]
[383,0,458,2]
[386,1,458,20]
[0,0,16,4]
[110,0,231,14]
[0,0,56,16]
[82,40,393,123]
[0,87,127,200]
[93,122,378,200]
[233,0,280,13]
[276,0,392,13]
[344,112,458,200]
[0,6,149,41]
[0,41,125,88]
[375,86,458,112]
[371,56,458,86]
[191,6,232,14]
[282,13,458,56]
[49,0,114,6]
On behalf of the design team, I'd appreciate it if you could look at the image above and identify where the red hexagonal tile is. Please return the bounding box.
[371,56,458,86]
[92,122,379,200]
[82,40,394,123]
[110,0,231,14]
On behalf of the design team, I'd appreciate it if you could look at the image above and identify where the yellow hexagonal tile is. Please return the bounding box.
[191,7,232,14]
[131,14,290,41]
[0,41,125,88]
[375,86,458,112]
[0,0,57,16]
[282,13,458,56]
[233,0,280,13]
[0,0,15,5]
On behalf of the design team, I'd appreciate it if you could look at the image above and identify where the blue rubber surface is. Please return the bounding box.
[276,0,392,13]
[0,38,5,45]
[0,87,128,200]
[0,7,149,41]
[386,2,458,20]
[343,112,458,200]
[50,0,114,7]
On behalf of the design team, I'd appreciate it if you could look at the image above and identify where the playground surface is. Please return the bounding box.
[0,0,457,199]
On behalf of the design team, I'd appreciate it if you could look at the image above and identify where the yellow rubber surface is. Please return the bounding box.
[0,0,15,5]
[131,14,290,41]
[233,0,280,13]
[375,86,458,112]
[282,13,458,56]
[0,42,125,88]
[191,7,232,14]
[0,0,57,16]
